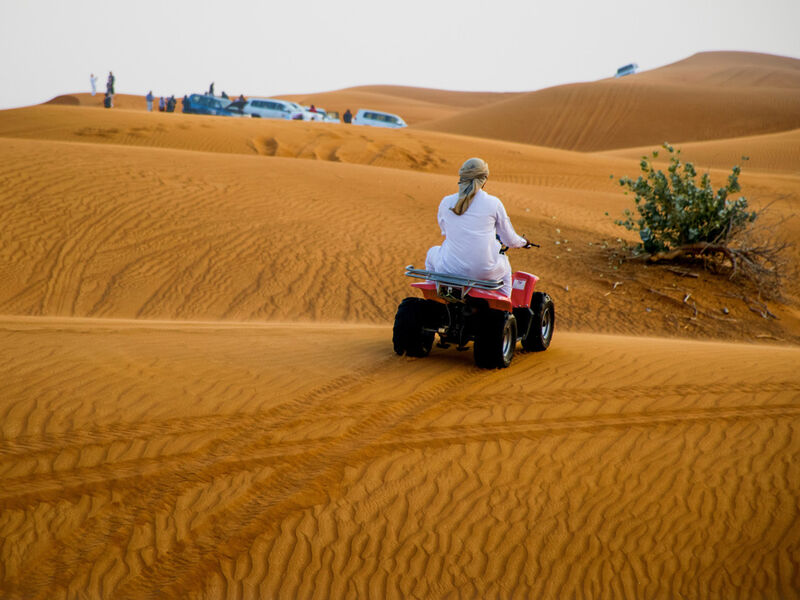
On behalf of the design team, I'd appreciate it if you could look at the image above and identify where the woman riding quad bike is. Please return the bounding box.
[393,158,554,368]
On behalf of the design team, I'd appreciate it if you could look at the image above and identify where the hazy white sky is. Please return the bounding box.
[1,0,798,110]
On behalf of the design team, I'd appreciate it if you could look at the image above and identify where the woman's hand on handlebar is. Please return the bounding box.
[497,234,539,253]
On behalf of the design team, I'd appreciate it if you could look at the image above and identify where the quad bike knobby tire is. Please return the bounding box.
[522,292,554,352]
[393,297,436,357]
[474,310,517,369]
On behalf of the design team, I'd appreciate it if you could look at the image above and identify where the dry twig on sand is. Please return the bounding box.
[720,292,779,320]
[646,287,738,323]
[666,267,699,278]
[642,236,790,299]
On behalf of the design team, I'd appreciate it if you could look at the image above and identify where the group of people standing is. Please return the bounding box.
[146,91,177,113]
[91,74,355,123]
[207,83,245,103]
[90,71,115,108]
[90,71,180,113]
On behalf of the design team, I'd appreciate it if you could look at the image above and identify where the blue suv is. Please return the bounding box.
[182,94,242,116]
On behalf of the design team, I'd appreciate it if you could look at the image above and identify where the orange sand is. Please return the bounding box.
[1,51,799,599]
[418,52,800,150]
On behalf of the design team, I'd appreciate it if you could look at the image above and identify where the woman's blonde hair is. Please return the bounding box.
[451,157,489,215]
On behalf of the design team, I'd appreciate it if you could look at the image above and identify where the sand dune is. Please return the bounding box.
[282,86,520,125]
[635,50,800,88]
[337,85,522,109]
[0,134,621,328]
[46,93,155,112]
[50,52,800,149]
[418,52,800,151]
[2,50,800,599]
[49,86,519,126]
[1,316,799,598]
[52,90,458,126]
[5,103,797,195]
[1,133,797,340]
[602,127,800,175]
[1,103,625,176]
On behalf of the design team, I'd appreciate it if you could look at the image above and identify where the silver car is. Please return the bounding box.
[352,109,406,128]
[228,98,305,120]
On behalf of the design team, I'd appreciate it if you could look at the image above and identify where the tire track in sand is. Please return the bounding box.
[8,352,408,597]
[102,365,496,599]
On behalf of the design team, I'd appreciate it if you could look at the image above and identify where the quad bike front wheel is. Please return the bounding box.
[474,310,517,369]
[393,298,436,357]
[522,292,554,352]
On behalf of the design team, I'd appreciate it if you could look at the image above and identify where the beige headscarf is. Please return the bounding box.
[451,157,489,215]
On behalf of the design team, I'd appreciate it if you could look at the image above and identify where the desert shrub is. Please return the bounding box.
[612,143,788,297]
[614,143,756,253]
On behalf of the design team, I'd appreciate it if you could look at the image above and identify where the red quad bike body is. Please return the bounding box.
[393,266,555,369]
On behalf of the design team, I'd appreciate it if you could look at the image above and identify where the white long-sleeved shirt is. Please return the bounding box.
[431,189,527,281]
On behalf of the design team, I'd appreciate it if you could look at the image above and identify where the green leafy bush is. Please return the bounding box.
[614,143,756,253]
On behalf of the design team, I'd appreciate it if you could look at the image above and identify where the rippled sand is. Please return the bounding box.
[1,51,799,599]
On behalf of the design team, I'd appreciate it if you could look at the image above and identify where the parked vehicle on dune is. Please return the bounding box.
[225,98,305,120]
[615,63,639,77]
[274,100,315,120]
[182,94,245,117]
[393,243,554,369]
[352,109,407,128]
[223,101,250,117]
[304,106,325,121]
[304,107,341,123]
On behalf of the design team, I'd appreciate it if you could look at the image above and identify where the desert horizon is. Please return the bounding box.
[1,50,799,599]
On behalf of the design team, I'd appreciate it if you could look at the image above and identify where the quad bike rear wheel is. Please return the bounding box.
[522,292,554,352]
[393,297,436,357]
[474,310,517,369]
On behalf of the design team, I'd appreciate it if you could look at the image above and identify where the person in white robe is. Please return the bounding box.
[425,157,529,296]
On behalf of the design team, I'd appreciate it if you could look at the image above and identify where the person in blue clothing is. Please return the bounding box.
[146,91,154,112]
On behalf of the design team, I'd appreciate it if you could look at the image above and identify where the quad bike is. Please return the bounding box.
[393,243,554,369]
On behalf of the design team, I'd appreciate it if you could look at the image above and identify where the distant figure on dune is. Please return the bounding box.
[103,91,112,108]
[159,96,166,112]
[146,90,154,112]
[167,95,176,112]
[343,108,352,124]
[181,95,188,112]
[106,71,115,95]
[208,82,214,96]
[237,94,245,102]
[90,73,98,96]
[425,158,530,297]
[221,91,229,99]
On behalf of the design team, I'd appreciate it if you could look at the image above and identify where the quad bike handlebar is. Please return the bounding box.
[498,234,539,255]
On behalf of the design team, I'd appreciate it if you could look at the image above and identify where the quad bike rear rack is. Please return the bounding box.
[406,265,510,310]
[404,266,504,290]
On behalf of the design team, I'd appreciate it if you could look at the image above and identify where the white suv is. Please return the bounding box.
[286,101,319,121]
[228,98,304,120]
[352,109,407,128]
